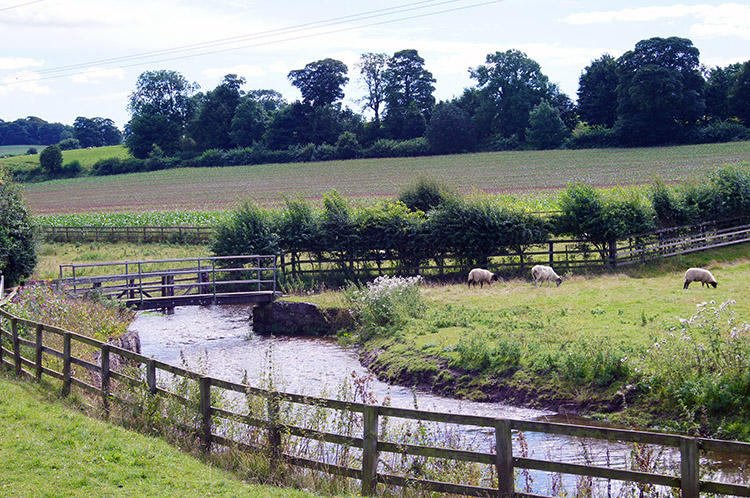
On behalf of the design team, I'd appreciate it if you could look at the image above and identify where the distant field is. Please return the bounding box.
[0,144,129,172]
[20,141,750,215]
[0,144,43,155]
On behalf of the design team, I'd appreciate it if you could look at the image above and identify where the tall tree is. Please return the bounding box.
[230,97,268,147]
[126,70,199,158]
[356,52,388,123]
[190,74,246,151]
[469,49,550,143]
[425,101,475,154]
[704,63,742,122]
[615,37,705,146]
[526,100,569,149]
[577,54,619,127]
[383,49,435,139]
[288,58,349,108]
[729,61,750,126]
[0,169,36,286]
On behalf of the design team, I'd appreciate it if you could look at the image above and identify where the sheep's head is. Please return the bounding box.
[710,281,717,288]
[555,276,562,286]
[491,273,499,281]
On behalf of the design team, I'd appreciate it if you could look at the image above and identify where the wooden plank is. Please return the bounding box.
[284,454,362,480]
[510,420,683,447]
[515,457,680,488]
[378,441,492,464]
[211,406,268,429]
[702,480,750,497]
[361,404,379,496]
[284,424,363,448]
[681,438,699,498]
[378,405,496,427]
[378,473,499,497]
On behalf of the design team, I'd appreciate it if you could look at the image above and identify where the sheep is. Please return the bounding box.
[683,268,717,289]
[531,264,562,287]
[467,268,498,288]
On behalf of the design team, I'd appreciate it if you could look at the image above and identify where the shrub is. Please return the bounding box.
[212,201,280,257]
[335,131,362,159]
[696,121,750,144]
[57,138,80,150]
[398,176,454,213]
[565,124,618,149]
[61,160,82,178]
[26,147,37,155]
[39,144,63,176]
[0,169,37,286]
[344,275,425,340]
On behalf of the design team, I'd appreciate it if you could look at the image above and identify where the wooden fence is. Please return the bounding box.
[2,306,750,498]
[40,225,215,244]
[57,255,278,310]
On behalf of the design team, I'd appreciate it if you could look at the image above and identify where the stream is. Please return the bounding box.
[129,304,749,494]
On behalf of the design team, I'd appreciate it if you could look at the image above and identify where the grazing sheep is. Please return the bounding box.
[684,268,717,289]
[531,264,562,287]
[467,268,498,288]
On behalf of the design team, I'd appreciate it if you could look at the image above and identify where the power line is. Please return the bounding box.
[1,0,507,85]
[0,0,44,12]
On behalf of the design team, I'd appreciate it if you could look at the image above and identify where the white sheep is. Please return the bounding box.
[531,264,562,287]
[683,268,717,289]
[467,268,498,288]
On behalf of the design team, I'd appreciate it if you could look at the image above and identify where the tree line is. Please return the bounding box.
[0,116,122,150]
[117,36,749,168]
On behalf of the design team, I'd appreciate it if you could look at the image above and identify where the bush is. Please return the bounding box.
[61,160,82,178]
[26,148,37,155]
[92,157,147,176]
[39,144,63,176]
[398,176,454,213]
[565,124,618,149]
[696,121,750,144]
[57,138,80,150]
[0,169,37,286]
[212,201,280,257]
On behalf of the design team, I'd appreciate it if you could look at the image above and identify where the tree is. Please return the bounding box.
[383,49,435,139]
[126,70,199,158]
[526,100,569,149]
[425,101,475,154]
[577,54,619,127]
[704,63,742,122]
[0,169,37,286]
[230,97,268,147]
[288,58,349,108]
[39,144,63,175]
[356,52,389,123]
[190,74,245,151]
[615,37,705,146]
[469,49,550,143]
[729,61,750,125]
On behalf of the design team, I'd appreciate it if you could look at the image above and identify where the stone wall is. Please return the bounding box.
[252,300,353,336]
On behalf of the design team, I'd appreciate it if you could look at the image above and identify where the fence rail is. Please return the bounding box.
[40,225,215,244]
[57,255,277,310]
[2,306,750,498]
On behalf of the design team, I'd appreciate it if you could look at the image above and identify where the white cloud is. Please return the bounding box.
[0,57,44,71]
[0,71,51,96]
[561,2,750,39]
[70,67,126,84]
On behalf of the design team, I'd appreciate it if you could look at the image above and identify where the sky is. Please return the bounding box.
[1,0,748,129]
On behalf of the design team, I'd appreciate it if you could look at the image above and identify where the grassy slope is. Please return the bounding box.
[0,145,129,173]
[0,375,333,498]
[19,141,750,215]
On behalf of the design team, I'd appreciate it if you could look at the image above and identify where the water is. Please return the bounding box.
[129,304,749,494]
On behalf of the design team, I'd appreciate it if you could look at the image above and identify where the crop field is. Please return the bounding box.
[20,141,750,215]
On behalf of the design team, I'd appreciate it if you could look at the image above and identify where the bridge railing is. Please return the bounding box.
[57,255,277,309]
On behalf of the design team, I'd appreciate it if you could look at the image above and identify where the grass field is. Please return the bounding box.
[0,145,43,156]
[19,141,750,215]
[0,375,334,498]
[0,145,129,173]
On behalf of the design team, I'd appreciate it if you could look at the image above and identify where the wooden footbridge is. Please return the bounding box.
[58,255,279,311]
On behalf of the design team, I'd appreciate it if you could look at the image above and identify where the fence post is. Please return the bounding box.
[11,318,21,376]
[101,344,111,417]
[548,241,554,266]
[681,437,700,498]
[199,376,212,453]
[267,391,282,470]
[608,239,617,268]
[495,419,514,498]
[62,332,71,397]
[146,359,157,394]
[35,324,43,381]
[361,404,379,496]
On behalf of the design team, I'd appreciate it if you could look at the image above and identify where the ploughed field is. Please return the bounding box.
[21,141,750,215]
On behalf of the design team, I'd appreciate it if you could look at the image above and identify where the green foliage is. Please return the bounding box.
[425,101,475,154]
[525,100,569,149]
[344,275,425,340]
[0,169,36,286]
[39,144,63,175]
[397,176,454,213]
[211,201,280,256]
